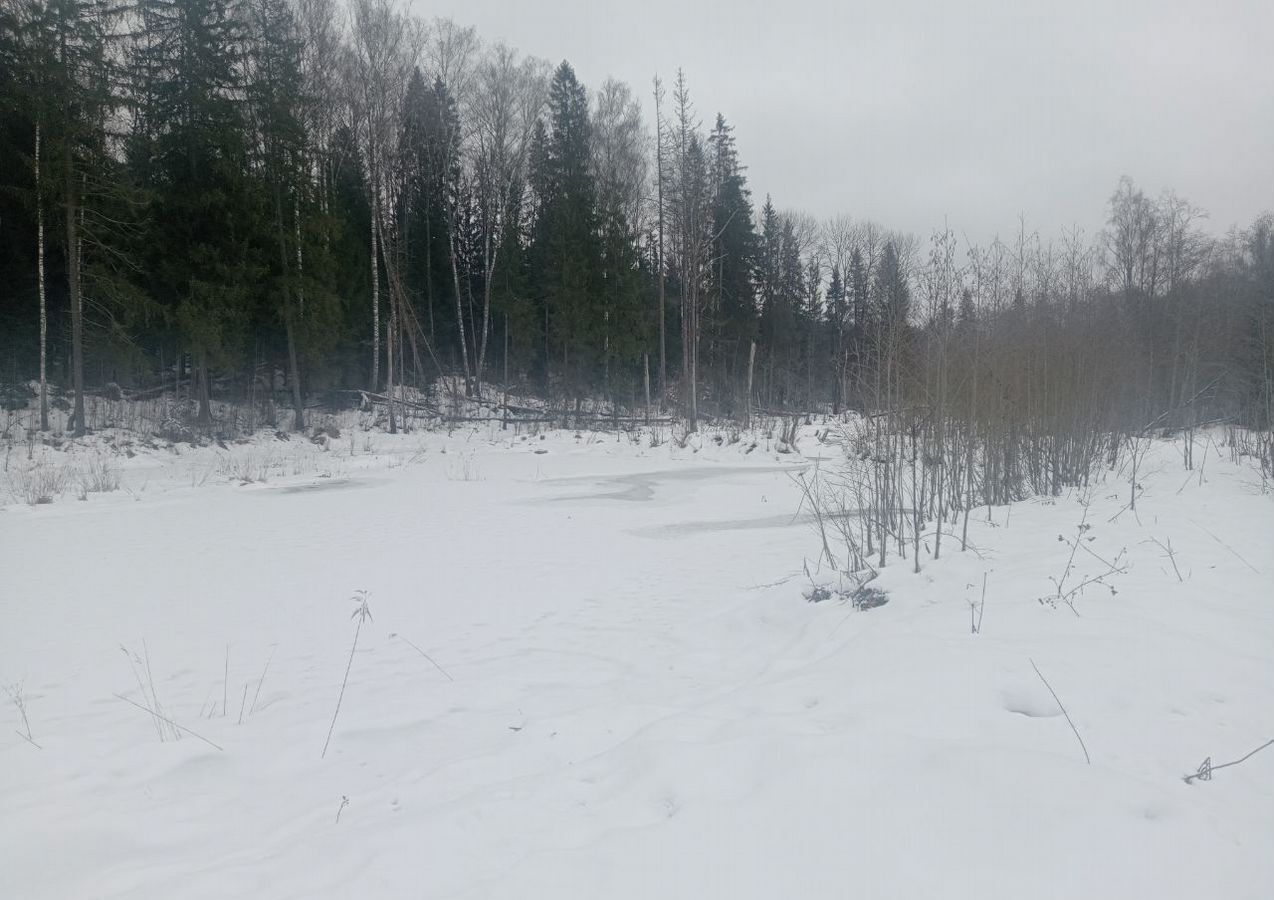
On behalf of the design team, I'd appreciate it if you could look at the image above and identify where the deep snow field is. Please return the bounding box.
[2,418,1272,899]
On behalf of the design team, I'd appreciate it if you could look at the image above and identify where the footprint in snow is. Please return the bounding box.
[1001,689,1061,718]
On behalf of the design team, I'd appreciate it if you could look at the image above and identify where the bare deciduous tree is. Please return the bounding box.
[347,0,422,396]
[470,44,548,392]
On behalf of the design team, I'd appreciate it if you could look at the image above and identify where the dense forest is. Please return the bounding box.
[1,0,1271,449]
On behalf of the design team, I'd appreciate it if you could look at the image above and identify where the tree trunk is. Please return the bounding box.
[370,197,381,391]
[295,195,304,315]
[386,305,398,434]
[644,354,651,424]
[746,340,756,429]
[475,230,500,392]
[448,220,473,396]
[286,321,304,430]
[276,187,305,431]
[36,118,48,432]
[197,350,212,425]
[65,132,85,436]
[654,78,667,402]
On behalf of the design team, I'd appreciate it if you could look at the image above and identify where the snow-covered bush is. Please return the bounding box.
[8,459,70,505]
[217,450,274,484]
[78,453,121,495]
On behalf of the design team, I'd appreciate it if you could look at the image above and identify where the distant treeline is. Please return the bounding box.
[1,0,1271,437]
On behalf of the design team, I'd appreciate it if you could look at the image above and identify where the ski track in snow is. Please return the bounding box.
[1,425,1272,899]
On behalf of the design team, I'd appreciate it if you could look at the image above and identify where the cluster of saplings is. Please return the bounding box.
[1,1,1271,474]
[799,203,1273,582]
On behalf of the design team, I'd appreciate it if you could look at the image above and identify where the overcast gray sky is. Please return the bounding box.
[422,0,1273,244]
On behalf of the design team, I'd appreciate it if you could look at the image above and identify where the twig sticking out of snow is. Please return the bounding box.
[1042,513,1128,616]
[1185,516,1261,575]
[222,644,229,718]
[970,572,988,634]
[1183,739,1274,785]
[1145,536,1184,582]
[5,683,40,749]
[120,643,178,741]
[249,644,277,717]
[1029,659,1091,765]
[389,633,454,682]
[112,693,223,751]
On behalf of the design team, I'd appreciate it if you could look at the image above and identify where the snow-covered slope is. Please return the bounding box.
[2,425,1271,898]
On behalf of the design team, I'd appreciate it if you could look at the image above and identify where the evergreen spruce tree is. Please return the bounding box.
[133,0,257,425]
[533,61,602,395]
[826,262,845,409]
[871,240,911,408]
[488,170,535,385]
[845,245,870,399]
[326,123,373,388]
[706,113,758,410]
[756,197,781,402]
[779,217,806,402]
[399,69,460,372]
[245,0,319,428]
[0,0,43,417]
[875,241,910,328]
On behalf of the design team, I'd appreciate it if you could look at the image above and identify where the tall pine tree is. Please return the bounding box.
[706,113,757,410]
[133,0,258,424]
[531,61,602,396]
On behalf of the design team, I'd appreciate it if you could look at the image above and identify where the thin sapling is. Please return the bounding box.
[322,591,373,759]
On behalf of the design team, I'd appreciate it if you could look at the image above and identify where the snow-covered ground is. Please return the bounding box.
[2,421,1272,899]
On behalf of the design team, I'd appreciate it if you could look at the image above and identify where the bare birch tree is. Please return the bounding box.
[347,0,421,395]
[424,18,479,394]
[470,43,548,392]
